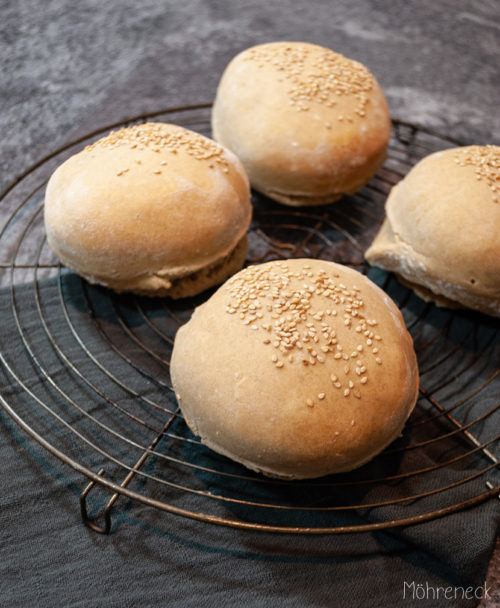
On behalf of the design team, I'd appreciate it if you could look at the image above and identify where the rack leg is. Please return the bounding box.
[79,412,179,534]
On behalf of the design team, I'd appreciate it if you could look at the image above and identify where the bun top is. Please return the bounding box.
[211,42,391,201]
[44,122,251,292]
[171,259,419,479]
[366,145,500,316]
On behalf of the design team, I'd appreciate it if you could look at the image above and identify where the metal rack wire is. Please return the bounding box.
[0,104,498,534]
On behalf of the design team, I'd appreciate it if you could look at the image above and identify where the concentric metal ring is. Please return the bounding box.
[0,104,498,534]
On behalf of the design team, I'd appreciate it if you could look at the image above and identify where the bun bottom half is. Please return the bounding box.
[49,233,248,299]
[256,147,387,207]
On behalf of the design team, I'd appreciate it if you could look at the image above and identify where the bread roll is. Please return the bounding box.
[365,145,500,317]
[212,41,391,206]
[171,259,418,479]
[44,122,252,297]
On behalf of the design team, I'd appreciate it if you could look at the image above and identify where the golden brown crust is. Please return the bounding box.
[171,259,419,479]
[212,42,391,206]
[365,146,500,317]
[44,122,252,296]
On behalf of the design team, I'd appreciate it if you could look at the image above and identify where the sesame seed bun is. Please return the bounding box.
[365,145,500,317]
[44,122,252,297]
[211,42,391,207]
[171,259,418,479]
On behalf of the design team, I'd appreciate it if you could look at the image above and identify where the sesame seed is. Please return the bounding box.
[242,45,375,118]
[318,393,325,400]
[85,122,230,170]
[454,146,500,203]
[223,261,381,379]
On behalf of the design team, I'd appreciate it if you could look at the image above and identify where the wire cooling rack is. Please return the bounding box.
[0,104,498,534]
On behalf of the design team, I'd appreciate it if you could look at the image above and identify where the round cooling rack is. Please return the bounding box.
[0,104,498,535]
